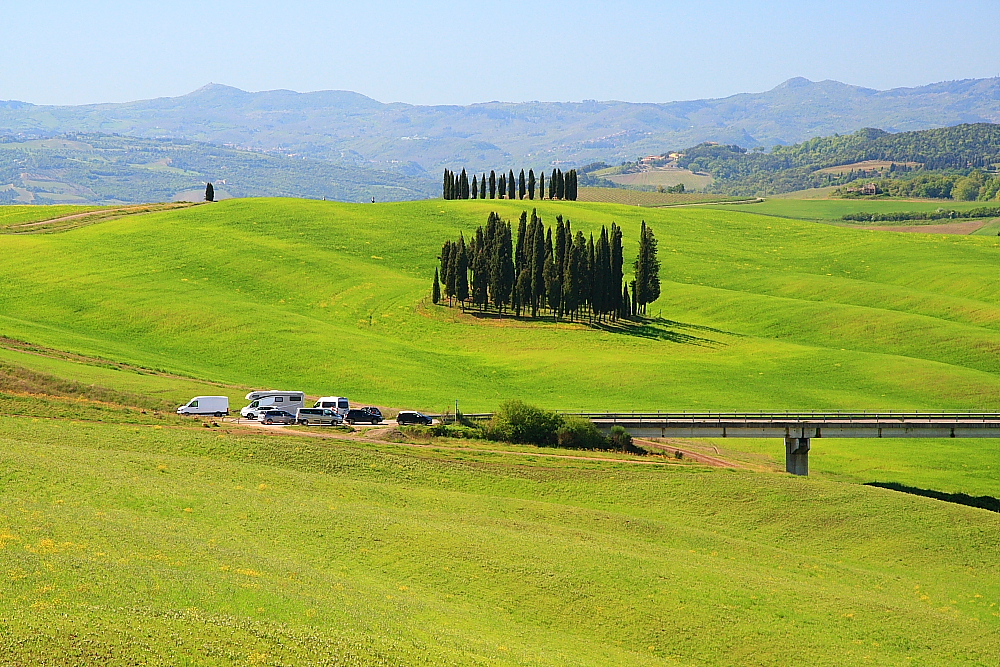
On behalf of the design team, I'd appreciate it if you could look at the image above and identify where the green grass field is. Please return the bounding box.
[2,417,999,666]
[2,197,1000,664]
[0,204,107,227]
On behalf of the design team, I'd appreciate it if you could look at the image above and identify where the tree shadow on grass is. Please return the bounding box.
[460,309,733,347]
[865,481,1000,514]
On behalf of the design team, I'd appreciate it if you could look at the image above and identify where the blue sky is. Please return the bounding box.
[3,0,999,106]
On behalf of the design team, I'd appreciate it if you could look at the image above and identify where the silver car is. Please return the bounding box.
[296,408,344,426]
[260,410,296,425]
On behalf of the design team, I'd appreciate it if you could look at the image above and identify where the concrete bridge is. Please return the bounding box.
[579,412,1000,476]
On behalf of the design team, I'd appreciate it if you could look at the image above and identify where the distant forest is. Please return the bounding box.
[432,209,659,321]
[674,123,1000,199]
[443,168,578,201]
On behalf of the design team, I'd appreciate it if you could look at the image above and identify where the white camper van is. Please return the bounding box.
[314,396,350,416]
[177,396,229,416]
[241,390,305,420]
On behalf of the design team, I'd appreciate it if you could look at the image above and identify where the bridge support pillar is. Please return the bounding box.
[785,437,810,476]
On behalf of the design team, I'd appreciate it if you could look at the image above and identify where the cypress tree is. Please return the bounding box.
[443,169,450,199]
[432,268,441,304]
[562,234,579,319]
[595,226,611,320]
[539,171,545,200]
[513,212,528,315]
[460,169,469,199]
[528,169,536,200]
[531,213,545,316]
[554,216,566,315]
[456,233,470,306]
[518,169,526,200]
[543,227,559,318]
[622,283,631,318]
[568,169,578,200]
[633,221,660,315]
[481,173,488,199]
[472,226,489,309]
[584,233,595,320]
[471,175,478,199]
[205,182,215,202]
[610,223,624,319]
[630,280,637,317]
[498,173,506,199]
[557,169,565,200]
[550,169,558,198]
[507,169,516,200]
[446,242,459,305]
[500,220,515,313]
[489,170,497,199]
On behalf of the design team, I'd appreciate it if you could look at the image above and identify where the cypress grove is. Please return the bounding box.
[432,210,645,321]
[443,167,578,200]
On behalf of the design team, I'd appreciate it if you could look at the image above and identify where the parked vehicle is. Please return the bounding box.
[260,410,296,425]
[241,390,305,419]
[177,396,229,416]
[344,407,383,425]
[396,411,433,426]
[314,396,350,416]
[296,408,343,426]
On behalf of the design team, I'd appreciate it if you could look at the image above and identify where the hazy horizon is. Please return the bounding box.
[2,1,999,107]
[6,75,1000,110]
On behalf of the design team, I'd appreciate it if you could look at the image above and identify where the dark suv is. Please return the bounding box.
[396,411,433,426]
[345,407,383,425]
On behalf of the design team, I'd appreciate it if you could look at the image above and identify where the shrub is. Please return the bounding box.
[484,400,563,445]
[556,416,608,450]
[608,425,632,451]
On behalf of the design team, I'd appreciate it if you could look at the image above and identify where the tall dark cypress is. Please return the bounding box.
[538,171,545,200]
[554,216,566,315]
[472,226,488,308]
[543,227,560,318]
[456,233,470,305]
[518,169,526,200]
[500,220,515,312]
[584,233,595,320]
[460,169,469,199]
[556,169,565,200]
[443,169,451,200]
[498,173,506,199]
[610,223,624,319]
[471,175,479,199]
[531,212,545,316]
[527,169,536,200]
[432,268,441,304]
[481,174,488,199]
[550,169,558,199]
[567,169,577,201]
[489,170,497,199]
[593,227,609,320]
[622,283,631,319]
[507,169,516,200]
[513,212,528,315]
[633,221,661,315]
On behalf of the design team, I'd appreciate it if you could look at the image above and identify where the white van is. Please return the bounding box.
[241,390,305,420]
[314,396,350,416]
[177,396,229,416]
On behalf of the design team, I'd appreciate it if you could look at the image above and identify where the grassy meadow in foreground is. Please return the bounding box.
[1,417,999,666]
[3,197,1000,415]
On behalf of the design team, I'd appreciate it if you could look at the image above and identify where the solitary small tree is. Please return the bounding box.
[205,182,215,202]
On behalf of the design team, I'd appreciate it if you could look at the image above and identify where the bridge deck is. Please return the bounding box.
[582,413,1000,438]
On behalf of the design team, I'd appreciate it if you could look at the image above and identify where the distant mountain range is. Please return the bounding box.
[3,77,1000,203]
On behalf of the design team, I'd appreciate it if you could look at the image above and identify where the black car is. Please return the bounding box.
[345,408,382,425]
[396,411,433,426]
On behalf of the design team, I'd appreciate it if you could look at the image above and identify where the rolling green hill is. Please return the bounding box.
[3,197,1000,664]
[3,197,1000,413]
